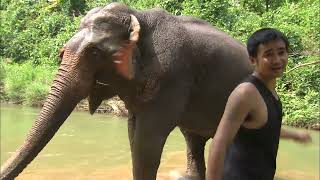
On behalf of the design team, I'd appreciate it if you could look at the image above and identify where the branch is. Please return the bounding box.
[285,60,320,74]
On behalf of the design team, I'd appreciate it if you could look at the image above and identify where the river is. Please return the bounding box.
[1,104,319,180]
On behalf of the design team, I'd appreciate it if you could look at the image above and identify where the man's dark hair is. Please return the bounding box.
[247,28,289,57]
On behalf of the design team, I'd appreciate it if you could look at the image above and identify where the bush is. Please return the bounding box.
[2,62,56,105]
[0,60,6,100]
[0,60,5,84]
[0,0,80,65]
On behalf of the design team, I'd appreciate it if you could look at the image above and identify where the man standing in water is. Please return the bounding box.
[206,28,311,180]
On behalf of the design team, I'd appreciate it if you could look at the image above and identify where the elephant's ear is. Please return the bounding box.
[112,15,140,80]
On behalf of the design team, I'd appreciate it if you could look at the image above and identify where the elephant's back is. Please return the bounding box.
[177,16,253,137]
[178,16,246,59]
[180,62,252,137]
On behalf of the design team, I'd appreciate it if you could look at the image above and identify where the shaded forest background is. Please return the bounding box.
[0,0,319,127]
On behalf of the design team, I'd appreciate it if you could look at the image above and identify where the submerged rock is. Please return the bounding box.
[76,96,128,117]
[310,123,320,131]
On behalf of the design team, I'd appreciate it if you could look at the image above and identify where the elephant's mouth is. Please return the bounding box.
[95,80,111,86]
[87,79,117,114]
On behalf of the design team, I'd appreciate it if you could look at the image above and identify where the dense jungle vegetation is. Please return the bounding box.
[0,0,319,127]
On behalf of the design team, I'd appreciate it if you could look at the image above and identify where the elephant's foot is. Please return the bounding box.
[169,170,199,180]
[177,175,200,180]
[180,128,209,180]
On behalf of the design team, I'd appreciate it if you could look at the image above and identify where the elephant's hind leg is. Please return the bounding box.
[180,128,209,180]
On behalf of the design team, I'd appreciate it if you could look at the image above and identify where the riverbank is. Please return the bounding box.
[1,97,319,131]
[0,96,128,117]
[65,100,320,131]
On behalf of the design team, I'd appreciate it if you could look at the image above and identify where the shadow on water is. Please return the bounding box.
[1,104,319,180]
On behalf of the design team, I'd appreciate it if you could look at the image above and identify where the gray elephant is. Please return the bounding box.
[0,3,253,180]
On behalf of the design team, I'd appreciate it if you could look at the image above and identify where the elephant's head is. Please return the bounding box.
[0,3,140,179]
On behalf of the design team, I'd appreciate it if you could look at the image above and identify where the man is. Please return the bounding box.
[206,28,311,180]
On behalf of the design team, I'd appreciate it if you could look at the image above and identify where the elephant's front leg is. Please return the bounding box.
[180,129,209,180]
[131,115,176,180]
[130,79,191,179]
[128,110,136,160]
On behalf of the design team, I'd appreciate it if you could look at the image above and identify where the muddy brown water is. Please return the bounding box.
[1,104,319,180]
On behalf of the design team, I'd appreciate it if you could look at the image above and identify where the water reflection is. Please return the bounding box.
[1,104,319,179]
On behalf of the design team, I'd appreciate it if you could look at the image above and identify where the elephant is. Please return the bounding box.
[0,2,253,180]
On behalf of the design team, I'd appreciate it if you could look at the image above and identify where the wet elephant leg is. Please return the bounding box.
[131,116,175,180]
[180,129,209,180]
[130,80,191,180]
[128,110,136,159]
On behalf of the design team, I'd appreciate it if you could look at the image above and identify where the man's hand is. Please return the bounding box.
[280,128,312,143]
[293,131,312,143]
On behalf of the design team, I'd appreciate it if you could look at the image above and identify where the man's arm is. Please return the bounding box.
[280,128,312,143]
[206,84,254,180]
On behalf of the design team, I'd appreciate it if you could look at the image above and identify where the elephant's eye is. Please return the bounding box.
[92,49,98,55]
[90,47,101,57]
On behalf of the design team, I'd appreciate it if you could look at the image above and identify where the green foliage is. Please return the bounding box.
[277,56,320,126]
[278,87,319,127]
[0,0,319,126]
[2,62,56,106]
[0,0,80,65]
[0,61,5,84]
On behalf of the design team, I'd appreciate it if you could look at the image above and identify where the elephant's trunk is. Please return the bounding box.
[0,63,87,179]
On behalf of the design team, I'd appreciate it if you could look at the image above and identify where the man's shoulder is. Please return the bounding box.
[222,82,259,122]
[227,82,261,108]
[232,82,258,97]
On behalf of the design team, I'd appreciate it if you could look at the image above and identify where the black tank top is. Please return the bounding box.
[222,75,283,180]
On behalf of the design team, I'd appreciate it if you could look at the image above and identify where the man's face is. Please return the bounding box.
[252,39,288,79]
